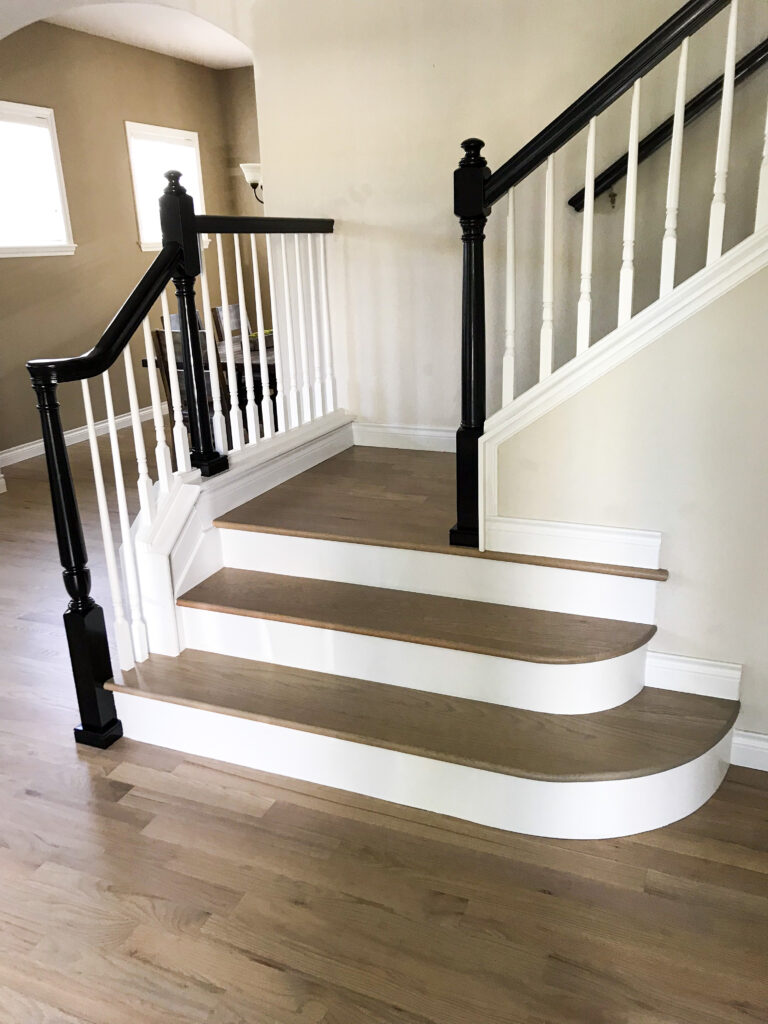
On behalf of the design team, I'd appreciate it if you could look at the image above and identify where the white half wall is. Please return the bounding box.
[493,267,768,734]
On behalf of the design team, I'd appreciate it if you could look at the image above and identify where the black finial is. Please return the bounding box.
[164,169,186,195]
[459,139,486,168]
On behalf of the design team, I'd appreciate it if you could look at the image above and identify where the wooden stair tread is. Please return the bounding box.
[214,448,668,582]
[178,568,656,664]
[108,651,739,782]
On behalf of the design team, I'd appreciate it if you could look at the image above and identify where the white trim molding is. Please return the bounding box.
[353,422,455,452]
[113,692,733,839]
[731,730,768,772]
[484,515,662,569]
[645,651,742,701]
[0,403,167,468]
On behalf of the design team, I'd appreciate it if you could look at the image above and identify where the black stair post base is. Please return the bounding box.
[193,451,230,477]
[449,523,480,548]
[74,719,124,749]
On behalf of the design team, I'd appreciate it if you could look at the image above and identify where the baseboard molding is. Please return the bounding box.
[484,515,662,569]
[353,422,455,452]
[731,730,768,772]
[0,403,168,468]
[645,651,742,701]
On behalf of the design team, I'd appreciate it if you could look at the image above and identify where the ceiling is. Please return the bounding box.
[46,3,252,69]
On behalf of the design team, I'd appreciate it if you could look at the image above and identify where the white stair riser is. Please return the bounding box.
[179,606,648,714]
[113,692,733,840]
[217,528,657,623]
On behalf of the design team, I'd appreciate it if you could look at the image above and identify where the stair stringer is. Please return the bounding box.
[479,226,768,549]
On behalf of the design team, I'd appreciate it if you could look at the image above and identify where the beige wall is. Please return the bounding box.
[496,267,768,733]
[0,22,259,451]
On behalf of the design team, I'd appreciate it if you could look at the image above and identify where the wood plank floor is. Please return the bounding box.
[178,568,657,664]
[215,446,670,581]
[0,430,766,1023]
[110,649,739,781]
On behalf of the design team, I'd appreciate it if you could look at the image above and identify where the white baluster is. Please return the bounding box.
[233,234,259,443]
[755,95,768,231]
[122,341,154,523]
[577,118,596,354]
[141,317,172,494]
[215,233,245,450]
[707,0,739,265]
[279,233,301,428]
[101,369,149,662]
[502,189,516,404]
[265,235,287,432]
[539,154,555,381]
[618,79,641,325]
[660,39,689,297]
[159,289,192,471]
[306,234,325,417]
[250,234,275,437]
[198,240,228,454]
[80,379,134,672]
[293,235,313,423]
[317,234,338,413]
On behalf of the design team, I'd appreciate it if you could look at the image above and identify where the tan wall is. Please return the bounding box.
[496,267,768,733]
[0,22,259,451]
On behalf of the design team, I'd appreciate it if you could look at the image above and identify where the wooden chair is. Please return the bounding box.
[212,304,278,432]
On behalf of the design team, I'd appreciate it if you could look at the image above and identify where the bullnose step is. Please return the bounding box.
[177,568,656,665]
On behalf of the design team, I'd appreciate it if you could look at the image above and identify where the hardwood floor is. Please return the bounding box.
[0,434,767,1023]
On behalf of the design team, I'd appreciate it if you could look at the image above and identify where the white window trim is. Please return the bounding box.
[0,100,76,259]
[125,120,207,252]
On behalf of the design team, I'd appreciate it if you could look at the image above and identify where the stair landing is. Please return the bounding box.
[214,447,668,581]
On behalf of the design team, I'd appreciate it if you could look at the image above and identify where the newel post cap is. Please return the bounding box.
[459,138,487,168]
[163,169,187,195]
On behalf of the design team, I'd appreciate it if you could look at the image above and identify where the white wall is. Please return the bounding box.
[496,267,768,733]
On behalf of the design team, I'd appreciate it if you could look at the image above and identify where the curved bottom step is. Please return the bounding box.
[109,653,738,839]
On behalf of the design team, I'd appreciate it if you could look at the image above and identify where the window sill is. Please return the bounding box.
[0,243,77,258]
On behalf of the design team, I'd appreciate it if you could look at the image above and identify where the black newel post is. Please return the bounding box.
[450,138,490,548]
[28,370,123,748]
[160,170,228,477]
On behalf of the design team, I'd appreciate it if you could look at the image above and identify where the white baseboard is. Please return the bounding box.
[731,730,768,772]
[353,422,455,452]
[645,651,742,701]
[0,403,168,468]
[485,515,662,569]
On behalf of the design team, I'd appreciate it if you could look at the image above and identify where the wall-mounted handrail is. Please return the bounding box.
[568,36,768,212]
[27,242,180,385]
[484,0,730,207]
[195,215,334,234]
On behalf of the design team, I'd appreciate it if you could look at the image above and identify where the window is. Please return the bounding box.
[0,101,75,258]
[125,122,206,251]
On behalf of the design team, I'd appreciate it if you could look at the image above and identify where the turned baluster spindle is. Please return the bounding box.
[265,235,288,432]
[317,234,337,414]
[233,233,260,442]
[618,80,641,326]
[660,39,689,297]
[198,241,229,454]
[279,233,301,428]
[141,317,173,492]
[755,96,768,231]
[214,233,245,451]
[539,154,555,380]
[502,189,516,404]
[122,342,155,522]
[306,234,325,417]
[250,233,275,437]
[576,119,596,355]
[707,0,739,265]
[160,288,192,472]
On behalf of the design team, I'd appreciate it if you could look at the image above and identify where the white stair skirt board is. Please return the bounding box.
[645,652,742,701]
[731,730,768,772]
[352,422,456,452]
[218,528,658,624]
[178,606,648,714]
[0,403,166,468]
[484,516,661,569]
[113,692,734,839]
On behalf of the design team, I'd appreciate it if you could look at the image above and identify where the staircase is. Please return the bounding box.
[28,0,762,841]
[105,448,738,840]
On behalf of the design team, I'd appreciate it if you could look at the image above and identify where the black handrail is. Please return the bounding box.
[195,215,334,234]
[27,242,181,385]
[484,0,730,206]
[568,36,768,212]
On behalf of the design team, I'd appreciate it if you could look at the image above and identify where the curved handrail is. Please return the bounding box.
[27,241,181,384]
[484,0,730,206]
[568,36,768,212]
